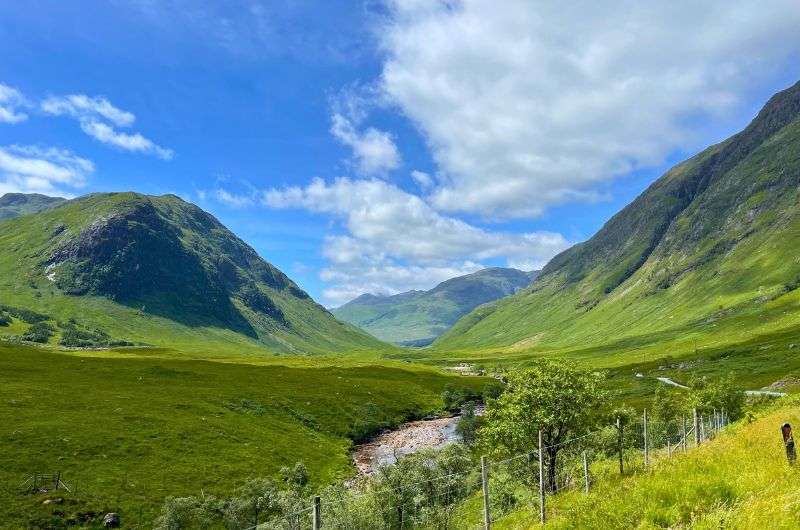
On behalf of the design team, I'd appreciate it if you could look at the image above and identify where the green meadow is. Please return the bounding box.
[0,342,485,527]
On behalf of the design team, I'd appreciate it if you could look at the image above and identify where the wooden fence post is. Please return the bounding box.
[582,451,589,494]
[312,496,321,530]
[481,455,491,530]
[538,431,545,524]
[643,409,649,467]
[616,417,624,475]
[693,409,701,446]
[782,423,796,465]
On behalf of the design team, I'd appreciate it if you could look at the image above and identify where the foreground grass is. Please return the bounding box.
[494,398,800,529]
[0,342,485,528]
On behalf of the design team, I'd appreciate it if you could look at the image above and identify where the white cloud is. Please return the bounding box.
[80,120,173,160]
[41,94,134,126]
[0,84,29,124]
[378,0,800,217]
[41,94,173,159]
[214,187,255,208]
[264,177,569,305]
[330,113,401,176]
[0,145,93,196]
[411,169,433,189]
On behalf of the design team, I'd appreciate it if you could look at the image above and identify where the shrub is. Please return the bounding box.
[21,321,54,343]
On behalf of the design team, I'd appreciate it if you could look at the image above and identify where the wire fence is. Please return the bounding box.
[15,408,730,529]
[236,407,731,529]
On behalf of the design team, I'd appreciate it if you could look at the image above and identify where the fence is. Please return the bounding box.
[16,408,730,529]
[234,407,729,529]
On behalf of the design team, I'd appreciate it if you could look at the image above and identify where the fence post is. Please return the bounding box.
[616,417,624,475]
[782,423,796,465]
[682,416,687,453]
[582,450,589,494]
[693,409,701,446]
[312,496,321,530]
[481,455,491,530]
[538,431,546,524]
[643,409,649,467]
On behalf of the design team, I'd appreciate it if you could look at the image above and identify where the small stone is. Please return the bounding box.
[789,343,797,349]
[103,513,120,528]
[42,498,63,505]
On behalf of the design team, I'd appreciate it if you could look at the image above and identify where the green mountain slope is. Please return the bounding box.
[434,80,800,364]
[0,192,65,221]
[0,192,390,356]
[333,267,538,346]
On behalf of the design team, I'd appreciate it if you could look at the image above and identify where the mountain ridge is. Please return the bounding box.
[0,192,66,221]
[434,79,800,361]
[0,192,390,356]
[333,267,538,346]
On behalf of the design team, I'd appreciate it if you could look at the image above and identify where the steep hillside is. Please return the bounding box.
[333,267,537,346]
[0,192,389,355]
[0,192,65,220]
[434,80,800,364]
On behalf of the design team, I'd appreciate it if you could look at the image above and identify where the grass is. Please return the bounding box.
[0,192,392,357]
[430,88,800,374]
[0,341,486,528]
[533,397,800,529]
[447,397,800,529]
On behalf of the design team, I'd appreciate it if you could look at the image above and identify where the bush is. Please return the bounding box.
[689,373,745,420]
[455,401,481,445]
[0,305,50,324]
[21,321,54,343]
[0,312,10,326]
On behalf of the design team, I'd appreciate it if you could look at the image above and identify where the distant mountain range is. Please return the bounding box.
[0,192,388,355]
[0,193,65,221]
[434,80,800,358]
[332,268,538,346]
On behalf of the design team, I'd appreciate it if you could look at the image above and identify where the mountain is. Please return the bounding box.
[0,192,389,355]
[333,267,538,346]
[0,192,65,221]
[434,80,800,361]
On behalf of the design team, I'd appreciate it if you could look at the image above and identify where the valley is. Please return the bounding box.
[1,79,800,528]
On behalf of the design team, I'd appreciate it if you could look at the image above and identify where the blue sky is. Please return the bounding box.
[1,1,799,306]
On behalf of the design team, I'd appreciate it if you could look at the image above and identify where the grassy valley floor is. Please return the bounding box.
[0,342,485,528]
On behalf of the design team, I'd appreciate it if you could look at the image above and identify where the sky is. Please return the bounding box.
[1,1,799,307]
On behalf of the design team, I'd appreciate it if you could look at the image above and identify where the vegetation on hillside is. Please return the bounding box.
[0,342,484,527]
[0,192,65,221]
[0,192,391,356]
[433,80,800,372]
[333,268,537,346]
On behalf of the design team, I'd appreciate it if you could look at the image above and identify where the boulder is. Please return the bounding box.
[103,513,120,528]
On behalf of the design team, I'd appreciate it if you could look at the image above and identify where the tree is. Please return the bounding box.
[455,401,481,446]
[480,360,607,492]
[689,373,745,420]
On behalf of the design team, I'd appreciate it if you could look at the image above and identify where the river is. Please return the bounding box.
[352,408,482,476]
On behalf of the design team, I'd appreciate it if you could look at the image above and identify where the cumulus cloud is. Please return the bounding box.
[378,0,800,217]
[0,145,93,196]
[330,113,401,176]
[0,83,29,124]
[264,177,569,305]
[41,94,173,159]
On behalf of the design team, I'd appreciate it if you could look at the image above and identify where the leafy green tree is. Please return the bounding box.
[223,478,278,529]
[690,373,744,420]
[456,401,481,446]
[480,360,607,491]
